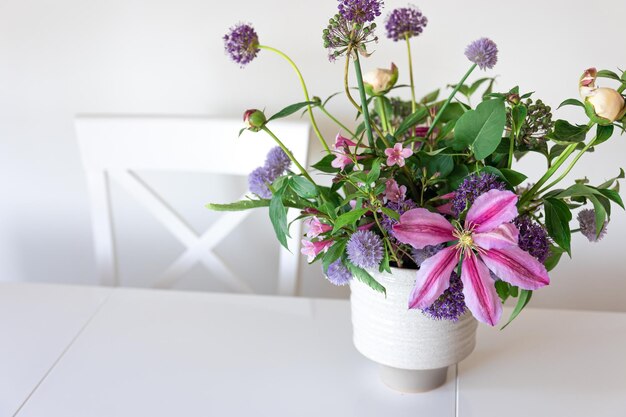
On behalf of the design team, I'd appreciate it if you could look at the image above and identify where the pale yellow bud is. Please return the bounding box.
[363,63,398,96]
[586,88,625,122]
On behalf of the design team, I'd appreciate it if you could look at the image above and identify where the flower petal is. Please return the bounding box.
[480,246,550,290]
[460,253,502,326]
[392,208,455,249]
[472,223,519,250]
[465,189,519,233]
[409,246,459,309]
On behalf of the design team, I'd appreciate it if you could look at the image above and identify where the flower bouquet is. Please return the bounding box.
[210,0,625,391]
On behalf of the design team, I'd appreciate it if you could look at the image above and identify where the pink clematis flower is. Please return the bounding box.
[392,189,549,326]
[305,217,332,238]
[300,239,333,262]
[384,143,413,167]
[385,179,407,203]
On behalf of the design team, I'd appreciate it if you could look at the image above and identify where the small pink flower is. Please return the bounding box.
[300,239,334,262]
[331,151,353,170]
[334,133,357,148]
[305,217,332,238]
[385,179,407,203]
[384,143,413,167]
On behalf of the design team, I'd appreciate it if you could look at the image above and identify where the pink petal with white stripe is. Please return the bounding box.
[472,223,519,250]
[480,246,550,290]
[408,246,459,309]
[460,253,503,326]
[392,208,455,249]
[465,189,519,233]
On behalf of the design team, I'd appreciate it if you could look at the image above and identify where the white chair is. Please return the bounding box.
[76,116,310,295]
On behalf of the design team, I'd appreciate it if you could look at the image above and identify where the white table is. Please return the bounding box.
[1,283,625,417]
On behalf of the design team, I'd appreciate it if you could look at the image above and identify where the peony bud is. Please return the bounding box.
[363,63,398,96]
[579,68,626,124]
[243,109,266,132]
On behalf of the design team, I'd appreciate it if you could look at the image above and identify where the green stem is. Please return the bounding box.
[377,97,391,134]
[507,132,516,169]
[318,104,357,138]
[538,134,599,195]
[262,126,314,184]
[344,50,362,112]
[259,45,330,154]
[426,64,477,138]
[352,53,375,148]
[405,34,417,113]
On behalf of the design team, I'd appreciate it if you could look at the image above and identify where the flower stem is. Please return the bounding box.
[405,34,417,113]
[426,63,477,138]
[377,97,391,134]
[352,53,375,148]
[507,131,516,169]
[262,126,315,184]
[344,50,362,112]
[259,45,330,154]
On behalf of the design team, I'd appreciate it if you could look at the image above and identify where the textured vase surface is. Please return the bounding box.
[350,267,478,371]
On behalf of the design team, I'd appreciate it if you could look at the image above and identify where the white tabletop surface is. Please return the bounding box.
[2,283,625,417]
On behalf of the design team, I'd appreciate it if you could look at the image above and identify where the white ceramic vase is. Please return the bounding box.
[350,267,478,393]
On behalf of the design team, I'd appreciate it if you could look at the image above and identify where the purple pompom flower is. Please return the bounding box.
[265,146,291,177]
[513,216,550,263]
[248,167,272,199]
[422,272,467,322]
[465,37,498,70]
[337,0,383,24]
[577,209,608,242]
[451,173,506,216]
[385,6,428,42]
[223,23,260,67]
[346,230,384,269]
[325,259,353,286]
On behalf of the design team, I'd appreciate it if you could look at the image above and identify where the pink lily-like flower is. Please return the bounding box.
[384,143,413,167]
[301,239,333,262]
[392,189,549,326]
[334,133,358,148]
[331,151,353,170]
[385,179,407,203]
[305,217,332,238]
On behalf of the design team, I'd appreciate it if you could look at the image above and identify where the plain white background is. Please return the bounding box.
[1,0,625,310]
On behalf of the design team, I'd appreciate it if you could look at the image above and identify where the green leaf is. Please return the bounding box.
[501,290,532,330]
[380,207,400,221]
[512,105,528,137]
[206,199,270,211]
[311,154,340,173]
[495,280,510,303]
[420,89,440,104]
[544,245,565,272]
[597,69,621,81]
[598,168,625,189]
[267,101,317,122]
[588,194,608,238]
[322,240,347,273]
[438,102,469,123]
[468,77,493,96]
[346,262,386,295]
[332,208,369,233]
[269,190,290,250]
[595,124,614,146]
[366,158,382,184]
[557,98,585,110]
[544,198,572,256]
[597,188,624,209]
[290,176,318,199]
[452,99,506,160]
[499,168,528,187]
[547,120,588,143]
[395,107,428,137]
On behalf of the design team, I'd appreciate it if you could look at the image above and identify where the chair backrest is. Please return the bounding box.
[76,116,310,296]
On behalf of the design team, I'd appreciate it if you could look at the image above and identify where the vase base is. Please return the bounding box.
[378,364,448,393]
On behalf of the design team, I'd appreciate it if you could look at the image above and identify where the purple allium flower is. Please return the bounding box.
[577,208,608,242]
[223,23,260,67]
[248,167,272,199]
[323,13,379,62]
[325,259,353,286]
[381,198,417,236]
[385,6,428,42]
[412,244,444,267]
[451,173,506,216]
[264,146,291,177]
[422,272,466,322]
[513,216,550,263]
[464,37,498,70]
[337,0,383,24]
[346,230,384,269]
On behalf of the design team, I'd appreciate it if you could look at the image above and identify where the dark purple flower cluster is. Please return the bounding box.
[385,6,428,42]
[451,173,506,216]
[381,198,417,237]
[412,244,444,267]
[337,0,383,24]
[577,209,608,242]
[464,37,498,70]
[248,146,291,198]
[422,272,466,321]
[223,23,260,67]
[325,259,352,286]
[347,230,384,269]
[513,216,550,263]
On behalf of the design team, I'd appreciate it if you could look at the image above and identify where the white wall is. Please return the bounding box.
[1,0,625,310]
